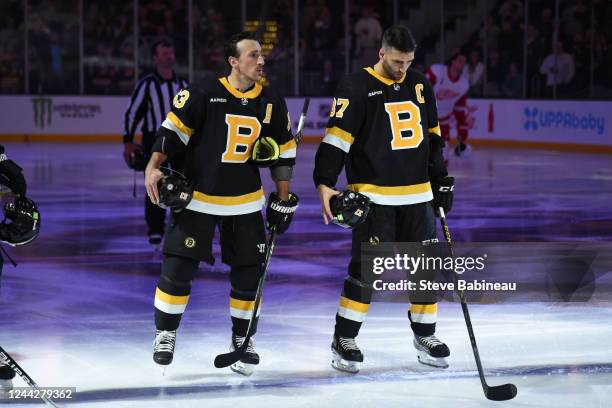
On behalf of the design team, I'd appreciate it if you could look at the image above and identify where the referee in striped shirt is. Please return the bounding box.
[123,38,188,246]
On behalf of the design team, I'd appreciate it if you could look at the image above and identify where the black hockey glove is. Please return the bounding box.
[127,145,148,171]
[266,192,299,234]
[431,176,454,216]
[0,158,27,196]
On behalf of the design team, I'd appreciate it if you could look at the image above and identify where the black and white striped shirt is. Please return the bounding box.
[123,71,189,143]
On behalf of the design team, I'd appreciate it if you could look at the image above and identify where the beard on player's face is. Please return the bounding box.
[382,57,404,80]
[380,48,413,81]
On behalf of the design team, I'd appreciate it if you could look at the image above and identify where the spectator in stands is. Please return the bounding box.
[526,24,547,90]
[539,8,554,44]
[480,15,500,52]
[463,49,484,96]
[561,0,587,40]
[540,41,575,97]
[498,19,522,67]
[501,62,522,97]
[570,32,589,94]
[497,0,523,26]
[486,49,503,96]
[353,5,382,70]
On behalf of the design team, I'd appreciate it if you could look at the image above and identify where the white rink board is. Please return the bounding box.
[1,95,610,146]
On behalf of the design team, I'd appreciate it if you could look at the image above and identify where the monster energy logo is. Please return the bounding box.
[31,97,53,129]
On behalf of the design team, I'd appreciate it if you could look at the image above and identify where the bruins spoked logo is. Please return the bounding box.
[184,237,196,248]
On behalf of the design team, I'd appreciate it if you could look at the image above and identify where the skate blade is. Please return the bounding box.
[230,361,255,376]
[331,350,360,373]
[416,350,449,369]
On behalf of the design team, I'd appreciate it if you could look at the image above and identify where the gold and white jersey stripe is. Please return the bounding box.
[161,111,194,145]
[322,126,354,153]
[279,139,297,159]
[348,182,433,206]
[186,187,266,216]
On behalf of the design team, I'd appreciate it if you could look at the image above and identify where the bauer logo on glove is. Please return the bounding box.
[329,190,371,229]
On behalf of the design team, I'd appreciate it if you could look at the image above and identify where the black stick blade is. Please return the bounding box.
[214,347,244,368]
[486,383,517,401]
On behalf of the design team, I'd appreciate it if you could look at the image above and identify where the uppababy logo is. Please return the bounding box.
[524,107,538,130]
[32,97,53,129]
[523,106,605,135]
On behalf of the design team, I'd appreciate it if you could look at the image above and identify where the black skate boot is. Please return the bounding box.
[230,334,260,376]
[331,335,363,373]
[454,142,472,157]
[413,334,450,368]
[153,330,176,371]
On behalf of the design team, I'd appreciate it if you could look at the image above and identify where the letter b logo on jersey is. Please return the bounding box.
[222,114,262,163]
[384,101,423,150]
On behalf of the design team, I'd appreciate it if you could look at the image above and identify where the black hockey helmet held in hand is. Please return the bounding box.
[128,146,148,171]
[157,168,194,212]
[0,196,40,246]
[329,190,371,229]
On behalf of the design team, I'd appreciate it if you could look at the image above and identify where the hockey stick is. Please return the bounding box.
[214,230,277,368]
[0,346,60,407]
[294,97,310,145]
[214,97,309,368]
[438,208,517,401]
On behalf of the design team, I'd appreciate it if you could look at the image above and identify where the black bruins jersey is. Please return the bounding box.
[314,67,446,206]
[153,77,296,216]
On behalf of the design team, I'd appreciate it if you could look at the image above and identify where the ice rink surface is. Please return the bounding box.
[1,142,611,407]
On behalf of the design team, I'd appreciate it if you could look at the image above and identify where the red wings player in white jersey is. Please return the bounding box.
[425,52,471,158]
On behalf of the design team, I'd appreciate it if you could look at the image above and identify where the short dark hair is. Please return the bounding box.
[151,37,174,57]
[224,32,259,69]
[382,25,417,53]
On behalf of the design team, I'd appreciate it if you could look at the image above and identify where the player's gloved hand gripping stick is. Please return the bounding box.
[438,207,517,401]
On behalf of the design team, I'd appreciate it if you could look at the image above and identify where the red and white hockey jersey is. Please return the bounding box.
[425,64,469,120]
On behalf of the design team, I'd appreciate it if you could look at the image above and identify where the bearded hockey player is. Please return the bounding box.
[314,25,454,373]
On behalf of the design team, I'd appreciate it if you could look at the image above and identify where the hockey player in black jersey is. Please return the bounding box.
[144,32,298,376]
[0,145,40,387]
[314,25,455,373]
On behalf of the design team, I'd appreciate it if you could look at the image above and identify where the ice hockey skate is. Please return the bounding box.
[413,334,450,368]
[153,330,176,374]
[229,334,259,376]
[453,141,472,158]
[331,335,363,373]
